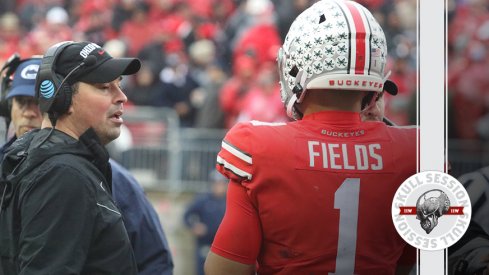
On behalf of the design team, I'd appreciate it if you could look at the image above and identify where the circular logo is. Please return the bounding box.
[391,171,472,251]
[39,80,55,99]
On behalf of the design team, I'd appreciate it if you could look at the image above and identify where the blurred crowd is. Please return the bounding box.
[0,0,429,130]
[447,0,489,141]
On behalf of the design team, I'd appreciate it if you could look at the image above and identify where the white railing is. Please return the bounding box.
[110,106,226,193]
[3,108,489,190]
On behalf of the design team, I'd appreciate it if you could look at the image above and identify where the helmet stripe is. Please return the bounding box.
[333,1,353,75]
[344,1,370,75]
[361,7,373,76]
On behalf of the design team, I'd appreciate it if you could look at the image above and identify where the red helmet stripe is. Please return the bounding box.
[345,1,369,75]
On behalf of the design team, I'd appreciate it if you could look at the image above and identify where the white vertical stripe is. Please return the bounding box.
[337,0,357,73]
[222,141,252,164]
[216,156,252,180]
[418,0,446,274]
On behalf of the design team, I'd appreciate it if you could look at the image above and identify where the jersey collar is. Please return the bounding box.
[302,111,362,125]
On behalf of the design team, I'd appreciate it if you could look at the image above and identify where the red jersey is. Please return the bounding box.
[211,111,417,275]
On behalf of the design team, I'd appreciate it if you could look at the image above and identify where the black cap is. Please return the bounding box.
[55,41,141,84]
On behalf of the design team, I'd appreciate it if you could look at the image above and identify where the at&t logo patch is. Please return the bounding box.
[391,171,471,251]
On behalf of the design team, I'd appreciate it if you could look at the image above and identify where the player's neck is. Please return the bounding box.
[300,90,364,116]
[303,105,359,116]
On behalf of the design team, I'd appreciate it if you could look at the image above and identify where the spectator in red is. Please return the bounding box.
[451,55,489,140]
[183,0,235,22]
[232,0,281,66]
[119,1,164,56]
[74,0,117,46]
[383,56,416,126]
[219,54,256,129]
[235,62,288,124]
[447,0,489,139]
[147,0,177,21]
[0,13,23,60]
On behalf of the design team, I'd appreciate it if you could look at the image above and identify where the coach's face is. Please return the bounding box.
[11,96,42,137]
[69,78,127,145]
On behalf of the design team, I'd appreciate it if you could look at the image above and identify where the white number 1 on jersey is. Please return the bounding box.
[329,178,360,275]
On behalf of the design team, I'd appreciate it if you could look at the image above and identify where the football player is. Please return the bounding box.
[446,165,489,274]
[458,167,489,234]
[448,221,489,275]
[204,0,417,274]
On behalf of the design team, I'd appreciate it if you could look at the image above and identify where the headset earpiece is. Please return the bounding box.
[0,85,10,119]
[0,53,22,118]
[49,74,73,116]
[36,41,75,117]
[0,70,9,117]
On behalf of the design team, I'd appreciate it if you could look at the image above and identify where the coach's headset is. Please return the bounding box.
[0,53,22,119]
[35,41,96,125]
[0,54,45,137]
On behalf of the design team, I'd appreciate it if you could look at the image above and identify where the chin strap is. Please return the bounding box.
[382,70,392,82]
[286,93,298,118]
[287,69,309,120]
[294,70,308,104]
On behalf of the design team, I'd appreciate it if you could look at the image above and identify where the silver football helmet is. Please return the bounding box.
[278,0,389,120]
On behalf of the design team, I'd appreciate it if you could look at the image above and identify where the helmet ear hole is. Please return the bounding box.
[319,14,326,24]
[289,66,298,77]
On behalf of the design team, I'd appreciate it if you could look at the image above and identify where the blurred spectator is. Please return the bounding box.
[219,54,256,128]
[274,0,313,41]
[221,0,249,68]
[16,0,63,31]
[126,60,167,106]
[0,0,16,14]
[111,0,138,32]
[184,0,234,21]
[232,0,281,65]
[193,64,227,128]
[188,39,227,128]
[74,0,117,46]
[119,1,164,56]
[447,0,489,139]
[25,6,73,55]
[183,170,227,275]
[450,60,489,139]
[147,0,176,21]
[188,39,216,85]
[104,38,130,58]
[0,13,23,60]
[159,51,200,127]
[235,62,288,124]
[383,56,416,125]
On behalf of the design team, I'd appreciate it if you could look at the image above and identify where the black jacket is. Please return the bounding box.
[0,128,138,275]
